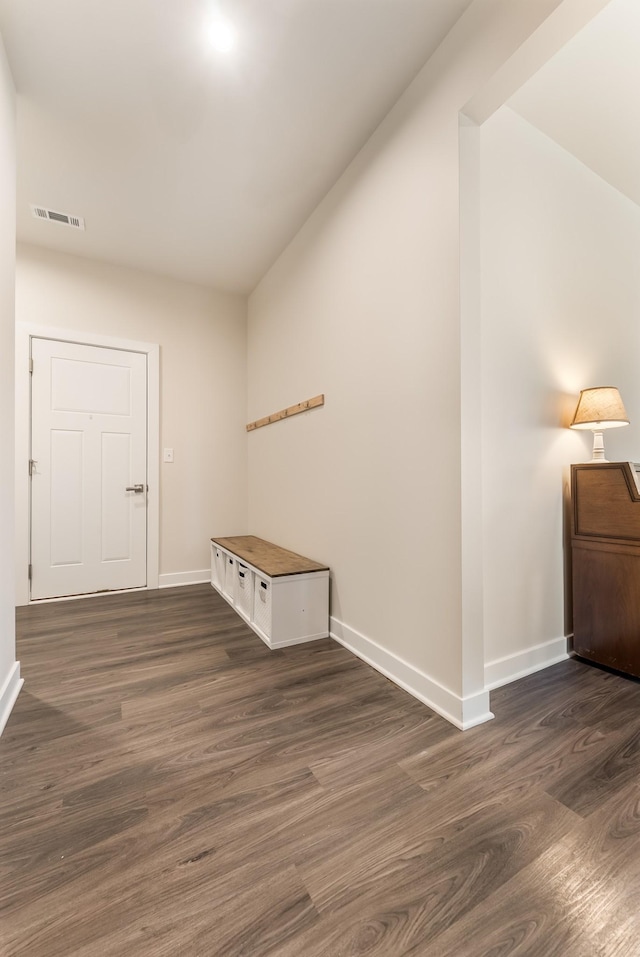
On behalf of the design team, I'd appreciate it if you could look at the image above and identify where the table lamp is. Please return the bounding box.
[569,386,629,462]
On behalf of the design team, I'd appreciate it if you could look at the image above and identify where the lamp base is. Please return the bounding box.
[591,430,608,463]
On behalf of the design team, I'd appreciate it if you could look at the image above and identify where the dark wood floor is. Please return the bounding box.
[2,585,640,956]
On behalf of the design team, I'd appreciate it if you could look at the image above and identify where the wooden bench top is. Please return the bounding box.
[211,535,329,578]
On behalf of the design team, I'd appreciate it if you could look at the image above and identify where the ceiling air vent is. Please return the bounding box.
[30,205,85,230]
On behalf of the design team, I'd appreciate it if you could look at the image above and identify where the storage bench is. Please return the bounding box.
[210,535,329,649]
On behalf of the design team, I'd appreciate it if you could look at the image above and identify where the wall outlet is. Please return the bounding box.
[163,448,174,463]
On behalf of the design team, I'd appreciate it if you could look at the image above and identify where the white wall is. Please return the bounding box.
[16,244,248,599]
[247,0,568,729]
[0,33,20,734]
[480,106,640,686]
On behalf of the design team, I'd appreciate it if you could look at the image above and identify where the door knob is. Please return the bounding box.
[125,484,145,493]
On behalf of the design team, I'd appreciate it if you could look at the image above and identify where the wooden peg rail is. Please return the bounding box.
[246,394,324,432]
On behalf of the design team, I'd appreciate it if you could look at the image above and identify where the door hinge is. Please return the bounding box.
[28,459,37,476]
[29,357,33,375]
[28,564,32,581]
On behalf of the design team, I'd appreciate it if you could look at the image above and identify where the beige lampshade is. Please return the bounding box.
[570,387,629,431]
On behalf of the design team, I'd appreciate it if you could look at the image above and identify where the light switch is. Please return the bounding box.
[163,448,174,463]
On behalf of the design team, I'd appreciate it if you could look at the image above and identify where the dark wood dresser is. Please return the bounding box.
[571,461,640,678]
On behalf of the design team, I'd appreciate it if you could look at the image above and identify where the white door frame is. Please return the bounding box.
[15,322,160,605]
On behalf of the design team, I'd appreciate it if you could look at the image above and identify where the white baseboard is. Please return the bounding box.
[330,617,493,731]
[484,636,569,690]
[0,662,24,737]
[158,570,211,589]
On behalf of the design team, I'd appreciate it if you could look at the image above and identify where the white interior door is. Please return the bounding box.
[30,337,148,600]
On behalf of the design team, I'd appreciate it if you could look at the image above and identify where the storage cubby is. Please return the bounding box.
[253,576,271,637]
[211,545,225,589]
[235,562,253,618]
[223,554,236,604]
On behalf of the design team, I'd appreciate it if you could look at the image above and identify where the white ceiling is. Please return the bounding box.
[0,0,474,293]
[509,0,640,211]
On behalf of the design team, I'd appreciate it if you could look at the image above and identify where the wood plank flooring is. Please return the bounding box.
[2,584,640,955]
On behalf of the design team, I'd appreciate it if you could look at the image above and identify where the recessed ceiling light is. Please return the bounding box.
[206,16,236,54]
